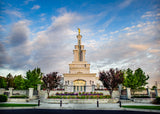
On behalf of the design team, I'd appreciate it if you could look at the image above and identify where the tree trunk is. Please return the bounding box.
[109,90,113,98]
[47,89,50,98]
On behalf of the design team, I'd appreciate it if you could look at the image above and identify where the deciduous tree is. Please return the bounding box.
[123,68,149,92]
[42,72,61,97]
[14,75,26,90]
[25,68,43,89]
[99,68,124,98]
[0,76,7,88]
[6,73,14,88]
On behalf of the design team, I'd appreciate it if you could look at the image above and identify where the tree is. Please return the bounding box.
[123,68,149,91]
[151,85,157,90]
[42,72,61,97]
[6,73,14,88]
[25,67,43,89]
[14,75,26,90]
[0,76,7,88]
[99,68,124,98]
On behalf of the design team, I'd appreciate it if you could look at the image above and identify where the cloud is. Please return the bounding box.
[30,12,82,73]
[118,0,132,9]
[24,0,34,5]
[0,25,5,31]
[110,30,119,34]
[31,5,40,10]
[4,20,32,69]
[0,42,10,67]
[3,10,22,18]
[87,20,160,87]
[8,20,30,47]
[129,44,149,51]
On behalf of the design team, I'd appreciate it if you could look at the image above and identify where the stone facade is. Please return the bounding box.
[63,29,97,92]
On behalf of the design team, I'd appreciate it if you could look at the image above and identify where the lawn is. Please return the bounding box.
[0,104,38,107]
[122,105,160,110]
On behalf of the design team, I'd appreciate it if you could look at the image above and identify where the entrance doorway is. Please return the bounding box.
[73,80,86,92]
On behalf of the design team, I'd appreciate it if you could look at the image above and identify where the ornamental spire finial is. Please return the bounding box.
[78,28,80,35]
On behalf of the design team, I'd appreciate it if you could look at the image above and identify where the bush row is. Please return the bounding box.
[0,95,8,102]
[131,95,150,98]
[49,95,111,99]
[152,97,160,104]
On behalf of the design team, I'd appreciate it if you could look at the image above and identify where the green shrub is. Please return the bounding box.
[0,95,8,102]
[10,95,28,98]
[131,95,150,98]
[152,97,160,104]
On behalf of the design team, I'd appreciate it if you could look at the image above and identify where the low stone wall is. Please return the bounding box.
[8,98,29,102]
[13,90,28,95]
[0,88,6,94]
[133,98,155,103]
[45,98,119,104]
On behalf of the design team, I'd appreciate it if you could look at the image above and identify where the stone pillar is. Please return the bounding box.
[155,88,158,97]
[64,85,68,92]
[92,85,95,92]
[8,88,14,97]
[126,88,131,99]
[118,84,122,96]
[37,84,41,91]
[147,87,151,97]
[29,88,34,99]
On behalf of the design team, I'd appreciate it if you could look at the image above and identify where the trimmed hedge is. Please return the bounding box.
[0,95,8,102]
[10,95,28,98]
[152,97,160,104]
[131,95,150,98]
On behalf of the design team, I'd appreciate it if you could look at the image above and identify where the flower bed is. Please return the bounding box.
[56,92,103,96]
[49,95,111,99]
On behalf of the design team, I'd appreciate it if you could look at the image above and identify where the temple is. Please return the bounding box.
[63,28,97,92]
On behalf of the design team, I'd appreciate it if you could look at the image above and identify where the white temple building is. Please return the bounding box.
[63,28,98,92]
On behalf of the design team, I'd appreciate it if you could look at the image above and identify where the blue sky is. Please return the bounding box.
[0,0,160,87]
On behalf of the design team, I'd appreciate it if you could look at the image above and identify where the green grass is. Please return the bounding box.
[0,104,38,107]
[122,105,160,110]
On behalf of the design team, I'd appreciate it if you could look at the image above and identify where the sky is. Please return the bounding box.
[0,0,160,87]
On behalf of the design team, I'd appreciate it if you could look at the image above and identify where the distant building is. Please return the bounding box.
[63,29,99,92]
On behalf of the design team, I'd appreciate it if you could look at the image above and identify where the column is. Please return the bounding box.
[147,87,151,97]
[118,84,122,96]
[8,88,14,97]
[29,88,34,99]
[92,85,95,92]
[37,84,41,91]
[155,88,159,97]
[126,88,131,99]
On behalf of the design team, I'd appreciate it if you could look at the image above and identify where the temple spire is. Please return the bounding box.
[78,28,80,35]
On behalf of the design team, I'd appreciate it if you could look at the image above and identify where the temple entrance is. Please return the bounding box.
[73,79,86,92]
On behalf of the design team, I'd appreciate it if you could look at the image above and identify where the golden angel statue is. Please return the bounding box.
[78,28,80,34]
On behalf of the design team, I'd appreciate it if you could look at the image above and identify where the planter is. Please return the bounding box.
[45,99,118,104]
[8,98,29,102]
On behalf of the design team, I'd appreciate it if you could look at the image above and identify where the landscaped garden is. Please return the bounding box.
[48,92,111,99]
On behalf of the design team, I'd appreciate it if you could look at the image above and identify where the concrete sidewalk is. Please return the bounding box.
[0,102,160,113]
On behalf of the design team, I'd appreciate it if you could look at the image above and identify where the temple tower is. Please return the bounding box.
[63,28,96,92]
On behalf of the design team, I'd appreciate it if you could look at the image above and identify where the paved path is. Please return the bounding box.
[0,109,159,114]
[0,101,160,113]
